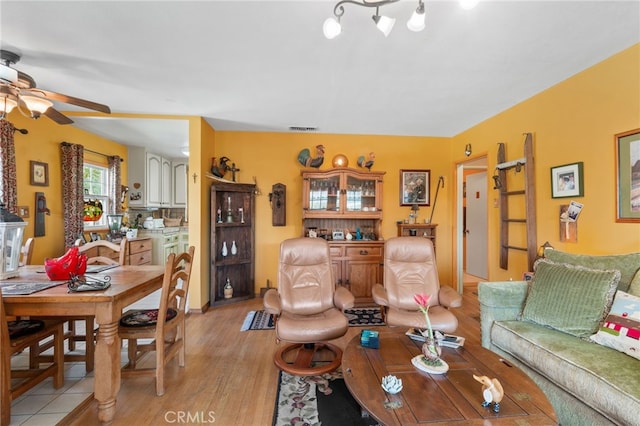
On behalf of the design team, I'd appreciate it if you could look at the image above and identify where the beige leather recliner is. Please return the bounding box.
[372,237,462,333]
[264,237,354,376]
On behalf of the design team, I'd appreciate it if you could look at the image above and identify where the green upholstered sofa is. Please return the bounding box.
[478,250,640,426]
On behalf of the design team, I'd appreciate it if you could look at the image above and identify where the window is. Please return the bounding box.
[83,164,110,229]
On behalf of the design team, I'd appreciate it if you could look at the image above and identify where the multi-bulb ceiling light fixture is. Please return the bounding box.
[0,49,111,125]
[323,0,479,39]
[1,66,53,120]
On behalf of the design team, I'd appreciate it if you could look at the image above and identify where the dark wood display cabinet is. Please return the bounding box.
[302,168,385,305]
[210,181,255,306]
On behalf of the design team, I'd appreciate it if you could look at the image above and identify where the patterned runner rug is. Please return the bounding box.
[240,310,275,331]
[344,307,385,326]
[272,370,380,426]
[241,307,384,331]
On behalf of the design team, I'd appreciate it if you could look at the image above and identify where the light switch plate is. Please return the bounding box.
[17,205,30,218]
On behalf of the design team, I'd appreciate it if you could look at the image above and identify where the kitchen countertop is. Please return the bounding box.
[138,226,187,235]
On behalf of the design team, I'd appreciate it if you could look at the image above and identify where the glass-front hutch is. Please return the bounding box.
[302,168,385,305]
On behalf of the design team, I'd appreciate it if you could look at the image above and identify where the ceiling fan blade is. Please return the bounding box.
[31,88,111,114]
[44,107,74,125]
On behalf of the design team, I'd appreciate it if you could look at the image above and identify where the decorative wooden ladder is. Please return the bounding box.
[495,133,537,271]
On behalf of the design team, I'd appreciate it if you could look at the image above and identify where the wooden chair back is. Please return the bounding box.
[76,238,127,265]
[158,246,195,336]
[119,246,195,396]
[19,237,34,267]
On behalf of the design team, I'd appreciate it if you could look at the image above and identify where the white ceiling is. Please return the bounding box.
[1,1,639,158]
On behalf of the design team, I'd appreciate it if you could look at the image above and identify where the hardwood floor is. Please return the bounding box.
[68,285,480,426]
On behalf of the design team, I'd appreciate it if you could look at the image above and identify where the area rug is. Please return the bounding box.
[240,310,275,331]
[241,308,384,331]
[273,370,380,426]
[344,307,385,326]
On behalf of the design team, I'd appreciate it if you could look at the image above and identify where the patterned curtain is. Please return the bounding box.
[0,119,18,212]
[108,155,122,214]
[60,142,84,248]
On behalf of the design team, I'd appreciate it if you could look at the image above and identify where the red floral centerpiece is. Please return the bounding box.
[44,247,87,280]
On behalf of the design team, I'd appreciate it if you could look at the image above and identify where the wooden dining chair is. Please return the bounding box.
[1,291,64,426]
[36,238,127,373]
[118,246,195,396]
[19,237,35,267]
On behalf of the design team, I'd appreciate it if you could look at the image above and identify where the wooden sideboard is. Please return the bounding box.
[80,237,152,265]
[397,223,437,253]
[329,241,383,305]
[302,168,386,305]
[126,237,153,265]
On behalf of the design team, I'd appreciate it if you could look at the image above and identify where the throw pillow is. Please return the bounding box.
[544,249,640,292]
[521,259,620,338]
[628,272,640,297]
[590,291,640,360]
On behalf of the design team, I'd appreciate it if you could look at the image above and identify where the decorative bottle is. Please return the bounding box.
[224,278,233,299]
[221,241,228,257]
[231,240,238,255]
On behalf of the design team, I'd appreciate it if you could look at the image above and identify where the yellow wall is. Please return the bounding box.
[188,117,217,310]
[451,43,640,282]
[8,112,128,263]
[5,43,638,310]
[212,132,453,296]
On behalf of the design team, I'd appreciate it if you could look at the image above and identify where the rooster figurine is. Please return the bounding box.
[473,374,504,413]
[211,157,231,178]
[357,152,376,171]
[297,145,325,168]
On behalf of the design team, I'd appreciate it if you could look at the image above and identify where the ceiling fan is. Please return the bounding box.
[0,49,111,125]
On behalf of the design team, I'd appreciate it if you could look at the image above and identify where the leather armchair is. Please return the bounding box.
[372,237,462,333]
[264,237,354,375]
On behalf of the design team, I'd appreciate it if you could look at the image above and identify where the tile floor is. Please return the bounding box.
[10,339,95,425]
[8,290,161,425]
[9,332,139,426]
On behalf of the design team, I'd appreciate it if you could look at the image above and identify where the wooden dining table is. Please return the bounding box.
[1,265,166,425]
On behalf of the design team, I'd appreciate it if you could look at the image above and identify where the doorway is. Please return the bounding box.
[456,156,488,292]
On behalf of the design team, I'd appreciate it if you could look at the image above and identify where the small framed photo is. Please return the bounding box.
[615,129,640,222]
[30,161,49,186]
[400,169,430,206]
[90,232,101,242]
[550,162,583,198]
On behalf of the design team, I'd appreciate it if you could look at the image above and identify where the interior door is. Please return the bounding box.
[465,172,488,279]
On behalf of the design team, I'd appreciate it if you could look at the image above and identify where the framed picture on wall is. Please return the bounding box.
[400,169,430,206]
[615,128,640,222]
[30,161,49,186]
[550,162,583,198]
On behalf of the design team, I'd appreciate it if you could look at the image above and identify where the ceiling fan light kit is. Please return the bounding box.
[0,49,111,124]
[323,0,476,39]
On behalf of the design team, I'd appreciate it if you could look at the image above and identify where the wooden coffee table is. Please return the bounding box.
[341,329,557,425]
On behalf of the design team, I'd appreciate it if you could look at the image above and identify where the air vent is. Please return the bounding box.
[289,126,318,132]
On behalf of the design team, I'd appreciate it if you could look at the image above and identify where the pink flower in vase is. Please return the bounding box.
[414,293,434,340]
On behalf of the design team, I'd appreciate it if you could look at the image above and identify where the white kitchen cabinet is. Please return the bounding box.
[179,231,189,253]
[172,161,188,207]
[162,233,179,262]
[140,230,180,265]
[161,156,171,206]
[128,147,180,208]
